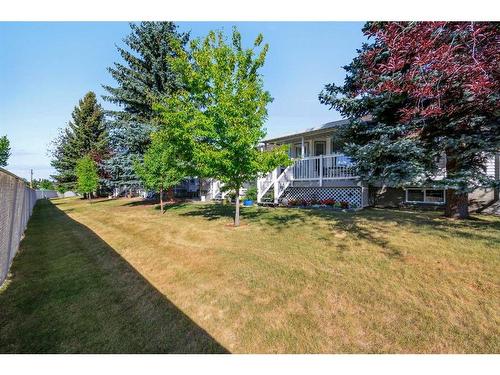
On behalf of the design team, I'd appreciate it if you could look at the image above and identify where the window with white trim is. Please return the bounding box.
[405,189,445,204]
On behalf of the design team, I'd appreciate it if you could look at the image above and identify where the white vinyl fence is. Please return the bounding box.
[36,189,59,199]
[0,168,37,285]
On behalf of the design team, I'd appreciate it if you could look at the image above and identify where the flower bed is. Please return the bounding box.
[285,198,356,210]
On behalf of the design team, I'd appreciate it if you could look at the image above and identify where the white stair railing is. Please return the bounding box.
[257,167,279,202]
[274,166,294,203]
[257,165,294,203]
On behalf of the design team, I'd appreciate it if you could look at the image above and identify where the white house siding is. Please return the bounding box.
[486,156,496,177]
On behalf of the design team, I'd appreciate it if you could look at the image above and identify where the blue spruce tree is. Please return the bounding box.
[102,22,189,195]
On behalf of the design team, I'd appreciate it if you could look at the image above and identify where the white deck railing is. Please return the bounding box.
[292,154,357,181]
[275,165,294,201]
[257,154,357,203]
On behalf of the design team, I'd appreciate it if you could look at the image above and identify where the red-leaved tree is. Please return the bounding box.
[321,22,500,218]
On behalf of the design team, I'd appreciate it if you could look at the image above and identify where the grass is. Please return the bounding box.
[1,197,499,353]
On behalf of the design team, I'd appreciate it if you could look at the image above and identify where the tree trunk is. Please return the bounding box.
[88,192,91,203]
[444,151,470,219]
[199,177,203,200]
[160,188,164,214]
[234,188,240,227]
[445,189,469,219]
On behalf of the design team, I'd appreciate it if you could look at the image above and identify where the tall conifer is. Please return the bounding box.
[103,22,189,191]
[50,91,107,190]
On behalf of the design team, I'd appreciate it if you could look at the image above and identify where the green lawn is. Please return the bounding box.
[1,197,499,353]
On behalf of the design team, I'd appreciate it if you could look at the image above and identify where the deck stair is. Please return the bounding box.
[257,165,293,203]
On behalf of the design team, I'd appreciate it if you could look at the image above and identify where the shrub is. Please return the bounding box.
[321,199,336,206]
[245,186,258,201]
[290,199,308,206]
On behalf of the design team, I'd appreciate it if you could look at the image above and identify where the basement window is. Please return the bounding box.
[405,189,445,204]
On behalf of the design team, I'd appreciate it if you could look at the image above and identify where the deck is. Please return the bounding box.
[257,154,358,203]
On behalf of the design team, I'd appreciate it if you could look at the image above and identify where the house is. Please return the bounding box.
[256,119,500,210]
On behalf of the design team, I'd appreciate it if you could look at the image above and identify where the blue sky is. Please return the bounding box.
[0,22,366,180]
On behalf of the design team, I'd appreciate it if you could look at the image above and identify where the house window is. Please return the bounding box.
[406,189,425,202]
[425,189,446,203]
[294,144,301,158]
[331,136,342,154]
[405,189,445,204]
[314,141,326,156]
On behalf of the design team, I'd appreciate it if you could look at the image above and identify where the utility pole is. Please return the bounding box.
[30,169,33,189]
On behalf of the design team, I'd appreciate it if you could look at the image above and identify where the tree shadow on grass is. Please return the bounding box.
[127,199,497,259]
[180,203,260,221]
[179,203,308,230]
[179,203,500,258]
[0,200,228,354]
[123,199,190,211]
[303,208,500,256]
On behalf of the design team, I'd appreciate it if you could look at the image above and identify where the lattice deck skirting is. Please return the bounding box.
[281,187,363,207]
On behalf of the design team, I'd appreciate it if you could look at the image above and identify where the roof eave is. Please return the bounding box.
[263,119,350,144]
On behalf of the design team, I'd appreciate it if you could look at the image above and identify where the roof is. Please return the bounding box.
[263,119,350,144]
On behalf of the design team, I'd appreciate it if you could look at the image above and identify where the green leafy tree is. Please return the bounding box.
[40,179,55,190]
[50,91,108,190]
[75,155,99,200]
[0,135,11,167]
[56,184,66,194]
[32,178,55,190]
[161,28,289,226]
[134,132,185,213]
[103,22,189,192]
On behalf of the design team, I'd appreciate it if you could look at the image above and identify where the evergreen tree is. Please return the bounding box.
[320,22,500,219]
[75,155,100,200]
[50,92,108,190]
[159,28,290,226]
[0,135,10,167]
[103,22,189,192]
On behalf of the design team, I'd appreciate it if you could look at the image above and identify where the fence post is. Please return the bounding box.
[3,180,18,282]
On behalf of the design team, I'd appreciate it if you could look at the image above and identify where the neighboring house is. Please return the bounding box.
[257,119,499,210]
[174,178,201,198]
